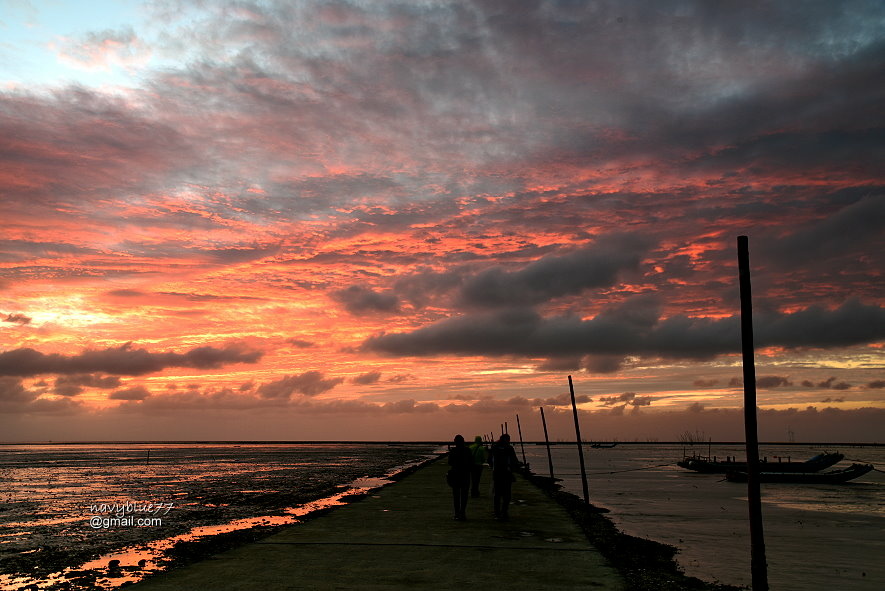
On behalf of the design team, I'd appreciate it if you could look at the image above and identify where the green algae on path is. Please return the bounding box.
[131,457,625,590]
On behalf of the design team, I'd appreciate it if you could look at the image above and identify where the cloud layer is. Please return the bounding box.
[0,343,262,377]
[0,0,882,440]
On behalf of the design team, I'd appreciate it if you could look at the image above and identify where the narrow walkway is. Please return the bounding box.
[132,458,625,590]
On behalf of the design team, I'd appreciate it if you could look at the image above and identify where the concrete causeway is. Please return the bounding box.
[132,457,626,590]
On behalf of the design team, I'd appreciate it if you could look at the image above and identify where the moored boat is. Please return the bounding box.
[677,451,844,474]
[725,463,874,484]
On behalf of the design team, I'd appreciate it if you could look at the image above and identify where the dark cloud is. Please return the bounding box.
[352,371,382,385]
[757,376,792,389]
[109,386,151,401]
[393,268,464,309]
[761,195,885,268]
[581,355,627,374]
[365,298,885,361]
[106,289,147,297]
[3,313,31,325]
[0,342,263,377]
[331,285,400,315]
[257,371,344,399]
[458,234,652,308]
[802,376,855,390]
[386,373,415,384]
[286,338,315,348]
[0,377,83,414]
[0,377,38,407]
[866,380,885,389]
[598,392,653,407]
[693,379,719,388]
[54,374,122,397]
[542,393,592,406]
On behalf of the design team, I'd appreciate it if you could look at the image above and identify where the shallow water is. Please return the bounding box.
[519,443,885,591]
[0,443,440,590]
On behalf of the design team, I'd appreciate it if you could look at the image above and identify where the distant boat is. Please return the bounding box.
[725,463,874,484]
[589,442,618,448]
[677,452,844,474]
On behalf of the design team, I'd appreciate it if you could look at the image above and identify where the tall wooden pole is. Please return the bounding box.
[568,375,590,504]
[738,235,769,591]
[515,414,527,466]
[540,406,555,479]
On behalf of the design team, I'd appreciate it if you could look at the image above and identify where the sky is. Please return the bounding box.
[1,0,883,443]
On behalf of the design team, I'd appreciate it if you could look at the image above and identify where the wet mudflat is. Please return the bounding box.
[522,443,885,591]
[0,443,438,590]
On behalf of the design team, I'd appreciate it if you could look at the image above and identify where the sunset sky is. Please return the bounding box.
[1,0,883,442]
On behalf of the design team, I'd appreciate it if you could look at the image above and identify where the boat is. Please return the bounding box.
[725,463,874,484]
[677,451,843,474]
[589,442,618,449]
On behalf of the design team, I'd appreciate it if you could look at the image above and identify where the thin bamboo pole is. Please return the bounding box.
[568,375,590,504]
[540,406,555,479]
[516,414,527,466]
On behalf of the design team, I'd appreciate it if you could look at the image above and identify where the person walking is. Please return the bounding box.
[488,433,520,520]
[468,435,487,498]
[447,434,472,521]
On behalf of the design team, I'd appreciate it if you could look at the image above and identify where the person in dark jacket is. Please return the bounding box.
[488,433,520,520]
[447,434,472,520]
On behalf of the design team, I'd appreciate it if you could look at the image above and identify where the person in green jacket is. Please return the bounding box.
[468,435,487,498]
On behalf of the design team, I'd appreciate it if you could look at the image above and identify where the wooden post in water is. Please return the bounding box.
[540,406,555,479]
[568,375,590,504]
[516,414,527,466]
[738,235,769,591]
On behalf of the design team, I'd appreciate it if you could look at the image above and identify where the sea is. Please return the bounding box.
[0,442,882,591]
[518,442,884,591]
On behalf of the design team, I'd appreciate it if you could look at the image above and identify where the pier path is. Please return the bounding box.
[131,457,625,590]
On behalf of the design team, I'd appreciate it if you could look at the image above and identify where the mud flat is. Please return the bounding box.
[0,443,439,590]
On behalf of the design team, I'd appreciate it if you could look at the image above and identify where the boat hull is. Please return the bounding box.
[678,452,844,474]
[725,463,874,484]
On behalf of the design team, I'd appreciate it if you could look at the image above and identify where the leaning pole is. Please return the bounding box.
[737,235,769,591]
[568,375,590,504]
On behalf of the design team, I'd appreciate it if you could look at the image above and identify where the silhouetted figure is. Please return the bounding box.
[488,433,520,520]
[447,434,472,521]
[469,435,487,498]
